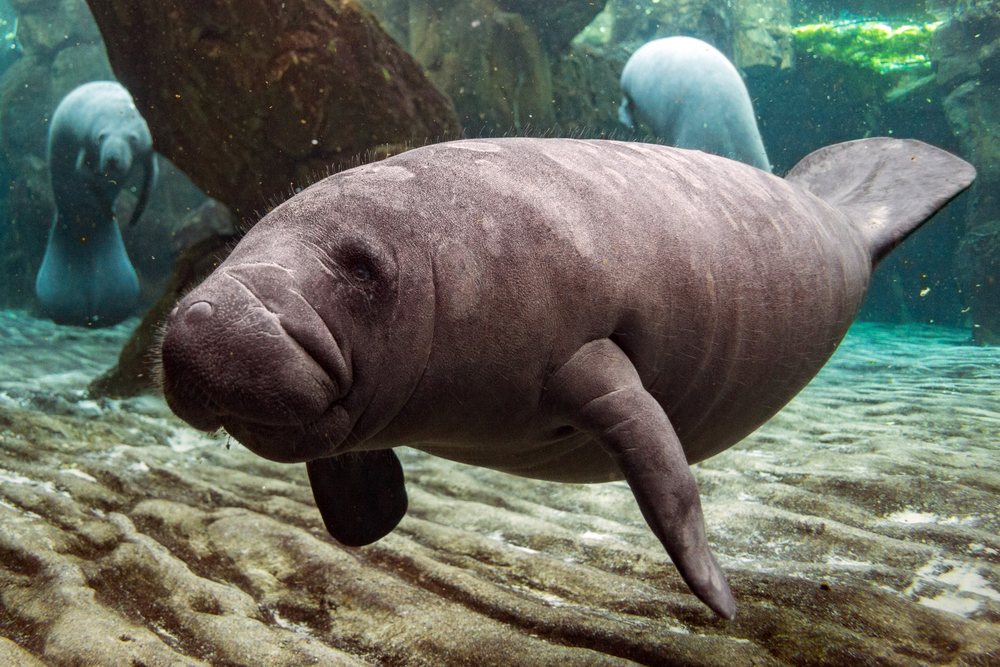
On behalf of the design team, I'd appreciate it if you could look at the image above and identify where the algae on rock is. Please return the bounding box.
[792,20,940,74]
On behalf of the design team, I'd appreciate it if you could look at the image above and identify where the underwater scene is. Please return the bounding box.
[0,0,998,664]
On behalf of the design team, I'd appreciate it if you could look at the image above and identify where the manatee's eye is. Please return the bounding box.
[351,263,372,282]
[331,239,397,306]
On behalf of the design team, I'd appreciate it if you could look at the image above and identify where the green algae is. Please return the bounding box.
[793,20,942,74]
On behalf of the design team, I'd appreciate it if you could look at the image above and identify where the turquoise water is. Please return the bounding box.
[0,0,998,664]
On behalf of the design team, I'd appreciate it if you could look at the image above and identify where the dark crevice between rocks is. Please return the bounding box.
[84,545,242,666]
[128,510,262,602]
[0,527,45,573]
[0,595,46,657]
[361,540,744,667]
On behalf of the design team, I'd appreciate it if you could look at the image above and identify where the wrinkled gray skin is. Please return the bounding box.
[36,81,157,327]
[160,137,974,619]
[620,36,772,171]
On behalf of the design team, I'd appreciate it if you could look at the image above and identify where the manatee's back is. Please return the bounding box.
[47,82,133,208]
[365,138,972,478]
[360,139,860,474]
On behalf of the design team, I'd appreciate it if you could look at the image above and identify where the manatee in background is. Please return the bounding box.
[159,137,974,619]
[620,36,772,171]
[36,80,158,327]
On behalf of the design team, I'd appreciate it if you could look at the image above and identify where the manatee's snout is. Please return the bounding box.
[99,135,132,179]
[160,264,352,455]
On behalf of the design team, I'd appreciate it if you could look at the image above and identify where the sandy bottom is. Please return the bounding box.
[0,309,998,666]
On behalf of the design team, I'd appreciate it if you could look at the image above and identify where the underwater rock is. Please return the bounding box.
[355,0,410,47]
[359,0,602,59]
[578,0,793,78]
[409,0,555,136]
[85,0,461,218]
[9,0,101,56]
[732,0,792,70]
[50,43,115,100]
[605,0,733,56]
[496,0,605,56]
[550,44,628,138]
[358,0,601,136]
[955,213,1000,346]
[932,6,1000,344]
[2,311,1000,664]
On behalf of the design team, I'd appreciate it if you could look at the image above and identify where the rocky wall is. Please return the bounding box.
[401,0,604,137]
[932,4,1000,344]
[409,0,558,135]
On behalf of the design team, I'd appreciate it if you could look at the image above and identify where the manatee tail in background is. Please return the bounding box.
[127,150,158,227]
[785,138,976,265]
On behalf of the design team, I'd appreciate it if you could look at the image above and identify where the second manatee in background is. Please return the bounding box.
[620,36,771,171]
[36,80,158,327]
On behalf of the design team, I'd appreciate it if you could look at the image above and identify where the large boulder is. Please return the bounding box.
[597,0,792,67]
[408,0,557,137]
[733,0,792,71]
[359,0,602,137]
[85,0,461,218]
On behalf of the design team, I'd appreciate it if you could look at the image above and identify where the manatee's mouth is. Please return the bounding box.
[159,265,355,463]
[217,407,356,464]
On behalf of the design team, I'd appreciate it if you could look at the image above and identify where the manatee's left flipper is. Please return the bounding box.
[618,96,635,129]
[545,338,736,619]
[127,150,158,227]
[306,449,408,547]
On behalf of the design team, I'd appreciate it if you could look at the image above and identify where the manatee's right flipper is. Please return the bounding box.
[127,150,158,227]
[544,338,736,619]
[306,449,408,548]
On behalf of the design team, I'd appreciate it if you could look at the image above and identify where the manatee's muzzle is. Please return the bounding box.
[160,264,353,460]
[99,136,132,180]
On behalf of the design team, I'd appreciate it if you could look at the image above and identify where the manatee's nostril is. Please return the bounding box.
[185,301,214,322]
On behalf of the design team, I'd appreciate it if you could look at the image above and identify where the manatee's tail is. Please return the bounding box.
[785,138,975,265]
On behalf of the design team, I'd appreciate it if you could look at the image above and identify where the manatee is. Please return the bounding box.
[620,36,771,171]
[36,80,158,327]
[159,137,974,619]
